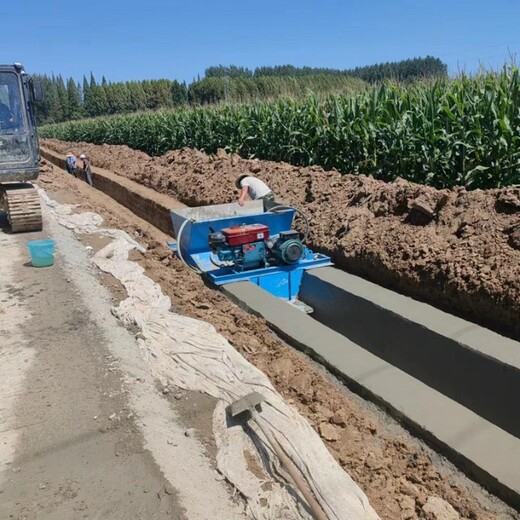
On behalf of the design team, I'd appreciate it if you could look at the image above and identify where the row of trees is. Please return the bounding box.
[187,74,367,105]
[34,74,188,125]
[204,56,447,82]
[34,57,448,125]
[349,56,448,83]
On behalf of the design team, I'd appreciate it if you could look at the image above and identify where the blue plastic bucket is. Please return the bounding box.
[26,239,55,267]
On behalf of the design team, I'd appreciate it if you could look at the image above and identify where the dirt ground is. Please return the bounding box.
[0,191,246,519]
[36,159,519,520]
[43,139,520,340]
[0,224,183,519]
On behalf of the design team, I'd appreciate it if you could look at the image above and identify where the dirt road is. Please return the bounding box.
[22,158,518,520]
[0,206,245,518]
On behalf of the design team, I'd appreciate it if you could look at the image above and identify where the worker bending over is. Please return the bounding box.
[65,152,78,177]
[236,174,274,206]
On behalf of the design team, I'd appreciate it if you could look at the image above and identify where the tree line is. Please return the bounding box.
[34,73,188,125]
[34,56,447,125]
[187,74,367,105]
[205,56,447,82]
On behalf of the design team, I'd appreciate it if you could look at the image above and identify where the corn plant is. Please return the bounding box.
[41,67,520,189]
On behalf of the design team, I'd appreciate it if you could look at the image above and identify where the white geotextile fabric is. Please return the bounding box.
[39,190,146,253]
[41,189,380,520]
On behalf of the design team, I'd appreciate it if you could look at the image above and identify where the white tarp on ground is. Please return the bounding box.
[40,188,380,520]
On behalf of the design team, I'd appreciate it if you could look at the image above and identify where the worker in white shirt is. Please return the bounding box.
[235,174,275,206]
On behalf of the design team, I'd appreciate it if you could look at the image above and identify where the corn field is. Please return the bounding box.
[41,67,520,189]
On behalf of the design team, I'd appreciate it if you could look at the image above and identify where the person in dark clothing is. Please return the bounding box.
[80,154,94,187]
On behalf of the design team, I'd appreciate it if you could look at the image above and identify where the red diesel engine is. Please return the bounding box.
[208,222,305,271]
[222,224,269,245]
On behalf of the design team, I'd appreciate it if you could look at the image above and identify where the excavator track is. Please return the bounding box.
[4,185,43,233]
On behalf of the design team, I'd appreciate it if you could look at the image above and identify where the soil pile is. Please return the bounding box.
[43,139,520,339]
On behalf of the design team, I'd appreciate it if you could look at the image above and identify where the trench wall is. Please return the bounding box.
[40,149,182,236]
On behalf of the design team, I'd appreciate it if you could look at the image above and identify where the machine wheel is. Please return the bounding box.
[4,185,43,233]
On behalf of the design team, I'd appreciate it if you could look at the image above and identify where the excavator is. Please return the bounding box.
[0,63,43,232]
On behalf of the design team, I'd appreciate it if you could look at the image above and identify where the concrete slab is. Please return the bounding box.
[307,267,520,366]
[300,268,520,438]
[223,280,520,509]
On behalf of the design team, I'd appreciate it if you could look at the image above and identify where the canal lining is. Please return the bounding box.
[300,267,520,439]
[222,280,520,510]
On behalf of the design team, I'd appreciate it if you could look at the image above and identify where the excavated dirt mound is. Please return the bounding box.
[38,159,518,520]
[43,139,520,339]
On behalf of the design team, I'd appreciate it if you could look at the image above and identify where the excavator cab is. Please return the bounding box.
[0,63,43,232]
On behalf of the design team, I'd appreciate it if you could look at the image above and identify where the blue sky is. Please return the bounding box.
[3,0,520,83]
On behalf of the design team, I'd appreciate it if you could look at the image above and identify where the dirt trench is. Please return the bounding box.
[43,139,520,341]
[37,158,518,520]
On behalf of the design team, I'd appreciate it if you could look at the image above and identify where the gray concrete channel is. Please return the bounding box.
[223,271,520,509]
[41,146,520,510]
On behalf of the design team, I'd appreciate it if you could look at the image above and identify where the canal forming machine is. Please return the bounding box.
[168,200,331,303]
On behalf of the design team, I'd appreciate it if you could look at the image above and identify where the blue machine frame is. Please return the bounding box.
[168,201,332,300]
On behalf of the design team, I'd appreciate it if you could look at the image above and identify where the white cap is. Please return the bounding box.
[79,154,86,159]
